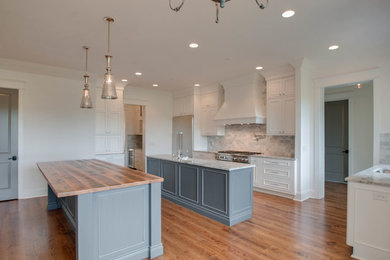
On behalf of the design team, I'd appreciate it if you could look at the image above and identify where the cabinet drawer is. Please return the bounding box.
[263,167,292,180]
[263,158,293,167]
[262,179,291,193]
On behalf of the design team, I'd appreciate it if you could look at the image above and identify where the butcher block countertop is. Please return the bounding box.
[37,159,163,198]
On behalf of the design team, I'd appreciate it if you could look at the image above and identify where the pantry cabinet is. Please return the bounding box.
[266,76,296,135]
[95,88,124,154]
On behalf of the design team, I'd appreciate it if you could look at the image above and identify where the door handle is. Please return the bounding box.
[8,156,17,161]
[342,150,349,154]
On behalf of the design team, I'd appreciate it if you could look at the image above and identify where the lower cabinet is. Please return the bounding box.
[178,164,199,203]
[201,169,227,214]
[147,157,161,177]
[250,157,296,197]
[95,153,125,167]
[161,160,178,195]
[146,157,253,226]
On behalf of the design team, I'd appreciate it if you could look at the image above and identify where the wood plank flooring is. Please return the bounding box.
[0,182,352,259]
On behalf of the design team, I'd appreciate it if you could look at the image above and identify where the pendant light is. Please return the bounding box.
[80,46,93,108]
[101,17,117,99]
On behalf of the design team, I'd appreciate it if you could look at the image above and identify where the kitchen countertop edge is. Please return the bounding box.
[346,164,390,187]
[148,154,255,171]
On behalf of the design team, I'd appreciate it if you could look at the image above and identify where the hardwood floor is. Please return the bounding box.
[0,182,352,259]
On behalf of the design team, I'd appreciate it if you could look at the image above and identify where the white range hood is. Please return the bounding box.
[214,73,266,126]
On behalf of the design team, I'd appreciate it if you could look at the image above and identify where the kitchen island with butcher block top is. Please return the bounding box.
[37,159,164,260]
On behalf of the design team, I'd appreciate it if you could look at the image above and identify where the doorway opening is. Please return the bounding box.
[0,87,18,201]
[124,104,145,171]
[324,81,374,188]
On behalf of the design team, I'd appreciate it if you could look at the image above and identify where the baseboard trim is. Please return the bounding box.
[253,187,295,199]
[20,188,46,199]
[294,191,312,201]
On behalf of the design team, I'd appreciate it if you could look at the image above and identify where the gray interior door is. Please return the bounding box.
[0,88,18,200]
[325,100,349,183]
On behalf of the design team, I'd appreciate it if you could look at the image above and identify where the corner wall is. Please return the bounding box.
[294,60,315,201]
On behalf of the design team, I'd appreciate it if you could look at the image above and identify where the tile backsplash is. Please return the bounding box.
[207,124,295,158]
[380,133,390,164]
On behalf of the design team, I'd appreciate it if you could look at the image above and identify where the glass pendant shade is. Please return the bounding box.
[101,72,117,99]
[80,87,93,108]
[80,46,93,109]
[101,17,118,100]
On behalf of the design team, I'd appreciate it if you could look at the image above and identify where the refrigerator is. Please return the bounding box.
[172,115,193,158]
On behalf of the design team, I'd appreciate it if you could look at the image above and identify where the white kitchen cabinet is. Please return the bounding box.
[199,86,225,136]
[267,76,295,98]
[266,76,296,135]
[95,88,124,154]
[250,157,296,197]
[347,182,390,260]
[95,153,125,167]
[173,95,194,117]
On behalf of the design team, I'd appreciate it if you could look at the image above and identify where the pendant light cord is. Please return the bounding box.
[107,21,111,55]
[85,47,88,73]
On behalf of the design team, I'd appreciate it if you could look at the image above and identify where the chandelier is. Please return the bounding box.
[169,0,269,23]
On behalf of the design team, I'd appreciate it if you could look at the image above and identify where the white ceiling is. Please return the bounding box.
[0,0,389,91]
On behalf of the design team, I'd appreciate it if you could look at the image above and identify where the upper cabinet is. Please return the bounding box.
[173,95,194,117]
[199,85,225,136]
[95,88,124,154]
[266,76,296,136]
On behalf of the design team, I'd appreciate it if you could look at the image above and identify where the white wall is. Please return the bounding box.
[0,67,96,199]
[325,82,374,175]
[123,86,173,157]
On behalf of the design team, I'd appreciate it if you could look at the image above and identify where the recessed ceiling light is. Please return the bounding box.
[282,10,295,18]
[121,79,128,82]
[153,84,159,87]
[135,72,142,76]
[189,43,199,48]
[256,66,263,70]
[194,83,200,87]
[328,45,339,50]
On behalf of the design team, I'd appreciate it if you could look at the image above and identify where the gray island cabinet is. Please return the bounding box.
[38,159,164,260]
[147,155,254,226]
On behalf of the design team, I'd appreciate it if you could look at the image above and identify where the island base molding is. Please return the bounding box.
[47,183,163,260]
[162,192,252,226]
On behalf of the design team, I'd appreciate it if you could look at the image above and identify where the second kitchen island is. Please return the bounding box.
[147,155,254,226]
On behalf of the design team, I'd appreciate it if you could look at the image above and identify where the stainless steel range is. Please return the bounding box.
[216,151,263,164]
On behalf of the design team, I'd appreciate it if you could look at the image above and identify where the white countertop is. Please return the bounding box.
[198,151,296,161]
[249,154,296,161]
[346,165,390,187]
[148,154,255,171]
